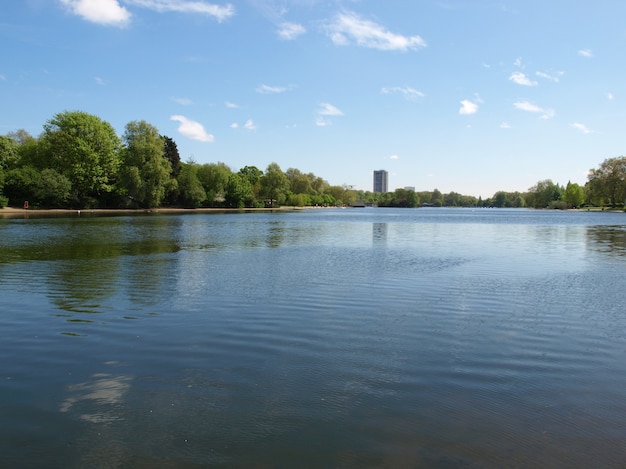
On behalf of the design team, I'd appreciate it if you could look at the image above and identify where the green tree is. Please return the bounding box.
[0,135,19,170]
[225,173,254,208]
[176,163,206,208]
[563,181,585,208]
[162,135,181,177]
[120,120,172,208]
[42,111,122,207]
[430,189,443,207]
[3,166,41,205]
[261,162,289,207]
[586,156,626,207]
[34,169,72,207]
[526,179,562,208]
[197,162,231,207]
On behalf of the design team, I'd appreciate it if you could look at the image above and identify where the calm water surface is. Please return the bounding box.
[1,208,625,468]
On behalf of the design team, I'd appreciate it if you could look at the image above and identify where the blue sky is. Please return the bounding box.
[1,0,625,197]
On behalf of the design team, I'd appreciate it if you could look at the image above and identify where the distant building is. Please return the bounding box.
[404,186,415,192]
[373,170,388,193]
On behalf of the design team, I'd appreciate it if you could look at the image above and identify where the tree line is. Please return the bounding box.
[0,110,624,210]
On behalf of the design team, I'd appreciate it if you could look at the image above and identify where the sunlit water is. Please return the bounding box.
[1,208,625,468]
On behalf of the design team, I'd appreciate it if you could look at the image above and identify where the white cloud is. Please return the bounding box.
[0,74,6,81]
[318,102,344,116]
[244,119,256,131]
[326,11,426,51]
[606,92,614,100]
[315,117,331,127]
[60,0,131,26]
[578,48,593,58]
[171,97,193,105]
[500,122,511,129]
[536,71,563,83]
[381,86,425,101]
[230,122,239,129]
[509,71,537,87]
[571,122,593,134]
[277,22,306,40]
[256,84,288,94]
[94,76,107,85]
[513,100,555,119]
[459,99,479,115]
[225,101,239,108]
[388,154,399,160]
[124,0,234,22]
[170,115,214,142]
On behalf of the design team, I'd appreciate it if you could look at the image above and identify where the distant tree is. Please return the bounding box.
[34,169,72,207]
[225,173,254,208]
[120,120,171,208]
[526,179,562,208]
[586,156,626,207]
[563,181,585,208]
[176,163,206,207]
[239,165,263,205]
[430,189,443,207]
[261,162,289,206]
[162,135,181,177]
[42,111,122,207]
[197,162,231,206]
[0,136,19,170]
[3,166,41,205]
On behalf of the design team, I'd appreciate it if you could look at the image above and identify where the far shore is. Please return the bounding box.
[0,205,320,218]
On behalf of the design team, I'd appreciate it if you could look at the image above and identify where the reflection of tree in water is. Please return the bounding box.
[585,225,626,257]
[266,221,285,248]
[372,222,388,244]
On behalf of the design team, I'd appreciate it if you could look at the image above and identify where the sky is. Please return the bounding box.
[1,0,625,197]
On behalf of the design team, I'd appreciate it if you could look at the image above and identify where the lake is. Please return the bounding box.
[1,208,625,468]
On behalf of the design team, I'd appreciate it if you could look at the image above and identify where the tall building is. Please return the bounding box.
[373,170,388,193]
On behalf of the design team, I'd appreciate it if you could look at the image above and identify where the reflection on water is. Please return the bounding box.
[586,225,626,256]
[0,209,625,467]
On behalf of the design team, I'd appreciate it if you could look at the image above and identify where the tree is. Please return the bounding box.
[34,169,72,208]
[120,120,172,208]
[197,162,231,206]
[586,156,626,207]
[176,163,206,207]
[162,135,181,177]
[260,162,289,207]
[225,173,254,208]
[0,135,19,170]
[563,181,585,208]
[42,111,122,207]
[526,179,562,208]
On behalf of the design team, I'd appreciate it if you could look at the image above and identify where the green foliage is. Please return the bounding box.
[162,135,181,177]
[0,136,19,170]
[176,163,206,208]
[586,156,626,207]
[261,163,289,207]
[197,162,231,206]
[3,166,41,204]
[563,182,585,208]
[35,169,72,207]
[120,120,172,208]
[225,173,254,208]
[42,111,122,206]
[525,179,563,208]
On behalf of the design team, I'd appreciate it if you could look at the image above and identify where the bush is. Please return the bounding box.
[0,195,8,208]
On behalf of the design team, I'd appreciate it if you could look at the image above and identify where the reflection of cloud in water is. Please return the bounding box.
[60,373,131,423]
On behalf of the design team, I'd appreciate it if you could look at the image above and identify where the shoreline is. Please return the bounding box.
[0,205,316,218]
